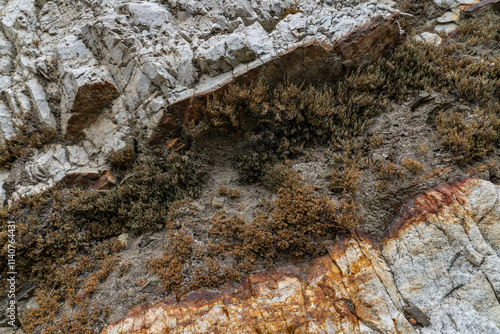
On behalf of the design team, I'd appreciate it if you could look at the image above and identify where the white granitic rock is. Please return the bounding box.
[195,22,272,75]
[118,2,172,29]
[224,0,258,23]
[437,11,460,23]
[0,100,15,142]
[66,145,90,167]
[435,23,458,35]
[25,145,72,184]
[0,32,13,75]
[84,116,127,156]
[415,32,443,46]
[433,0,477,8]
[383,180,500,333]
[0,171,9,206]
[26,78,56,130]
[3,89,21,117]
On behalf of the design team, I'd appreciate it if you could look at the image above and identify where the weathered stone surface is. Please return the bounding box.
[433,0,478,9]
[102,178,500,334]
[0,0,402,200]
[93,170,116,191]
[59,172,101,189]
[26,78,56,130]
[462,0,500,16]
[150,15,402,145]
[436,11,461,23]
[334,15,401,68]
[435,23,459,34]
[414,32,443,46]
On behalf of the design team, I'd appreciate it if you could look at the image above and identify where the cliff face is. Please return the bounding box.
[103,178,500,334]
[0,0,398,202]
[1,0,500,333]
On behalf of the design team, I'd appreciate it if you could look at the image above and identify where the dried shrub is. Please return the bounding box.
[370,133,383,148]
[196,78,387,182]
[372,159,406,180]
[329,164,361,194]
[435,105,500,162]
[217,186,241,199]
[0,152,205,332]
[82,256,117,295]
[416,143,429,155]
[281,1,302,18]
[329,144,363,194]
[67,153,205,235]
[108,146,136,169]
[260,161,296,192]
[147,230,193,294]
[455,10,500,44]
[402,157,425,174]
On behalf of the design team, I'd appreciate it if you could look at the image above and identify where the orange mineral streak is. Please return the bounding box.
[101,178,480,333]
[382,177,476,242]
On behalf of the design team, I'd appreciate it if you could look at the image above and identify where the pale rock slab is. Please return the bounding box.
[415,32,443,46]
[0,100,15,142]
[26,78,56,130]
[437,11,461,23]
[435,23,459,34]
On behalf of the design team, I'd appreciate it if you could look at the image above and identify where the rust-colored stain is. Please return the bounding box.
[101,178,481,333]
[382,177,475,242]
[66,81,120,138]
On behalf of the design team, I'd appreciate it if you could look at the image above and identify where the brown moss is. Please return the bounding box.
[0,126,54,169]
[435,104,500,162]
[147,230,193,294]
[108,146,136,169]
[370,133,383,148]
[217,186,241,199]
[0,151,205,332]
[416,143,429,155]
[149,171,361,293]
[402,157,425,174]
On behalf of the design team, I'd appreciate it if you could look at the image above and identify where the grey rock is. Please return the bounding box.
[26,78,56,130]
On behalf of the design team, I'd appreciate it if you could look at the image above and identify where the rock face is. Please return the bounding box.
[0,0,402,202]
[102,178,500,333]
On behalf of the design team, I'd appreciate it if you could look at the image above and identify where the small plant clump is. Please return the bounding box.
[108,146,137,169]
[217,186,241,199]
[402,157,425,174]
[280,1,303,18]
[0,126,54,169]
[435,105,500,162]
[195,77,388,182]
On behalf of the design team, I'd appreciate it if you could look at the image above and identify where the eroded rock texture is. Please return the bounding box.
[102,178,500,334]
[0,0,400,202]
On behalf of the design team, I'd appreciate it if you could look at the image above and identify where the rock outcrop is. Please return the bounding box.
[0,0,401,202]
[102,178,500,333]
